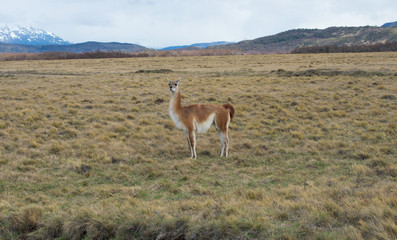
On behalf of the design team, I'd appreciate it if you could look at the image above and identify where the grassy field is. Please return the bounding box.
[0,53,396,239]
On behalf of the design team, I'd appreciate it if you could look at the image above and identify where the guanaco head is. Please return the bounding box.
[168,77,181,93]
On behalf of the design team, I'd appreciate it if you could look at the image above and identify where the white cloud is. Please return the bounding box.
[1,0,396,47]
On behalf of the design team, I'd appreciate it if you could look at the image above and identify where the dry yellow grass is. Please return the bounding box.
[0,53,396,239]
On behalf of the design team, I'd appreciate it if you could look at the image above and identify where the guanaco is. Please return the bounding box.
[168,78,234,159]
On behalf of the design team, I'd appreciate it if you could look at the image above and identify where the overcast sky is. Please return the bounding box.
[1,0,396,48]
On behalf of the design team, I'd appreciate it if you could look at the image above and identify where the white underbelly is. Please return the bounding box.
[194,113,215,133]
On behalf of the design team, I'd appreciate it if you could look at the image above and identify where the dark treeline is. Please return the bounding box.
[0,49,243,61]
[3,41,396,61]
[0,51,148,61]
[292,41,397,54]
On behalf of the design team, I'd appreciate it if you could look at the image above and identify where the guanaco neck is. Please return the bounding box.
[170,89,182,113]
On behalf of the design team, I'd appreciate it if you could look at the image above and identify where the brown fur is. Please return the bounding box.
[173,91,232,131]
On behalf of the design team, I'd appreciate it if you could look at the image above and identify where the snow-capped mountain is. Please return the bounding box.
[0,25,69,45]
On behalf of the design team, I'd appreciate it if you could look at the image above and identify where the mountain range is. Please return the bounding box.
[0,25,232,53]
[0,22,397,54]
[160,41,234,50]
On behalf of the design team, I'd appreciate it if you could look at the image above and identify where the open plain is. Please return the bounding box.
[0,53,396,239]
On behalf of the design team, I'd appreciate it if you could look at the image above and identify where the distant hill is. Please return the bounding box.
[0,25,148,53]
[0,41,148,53]
[161,41,233,50]
[212,26,397,53]
[0,25,69,45]
[382,21,397,27]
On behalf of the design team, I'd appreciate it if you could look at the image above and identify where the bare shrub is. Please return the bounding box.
[9,207,43,234]
[63,215,115,240]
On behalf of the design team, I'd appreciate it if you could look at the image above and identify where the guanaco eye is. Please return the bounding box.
[175,84,178,86]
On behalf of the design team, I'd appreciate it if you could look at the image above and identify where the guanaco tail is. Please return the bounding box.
[168,77,234,159]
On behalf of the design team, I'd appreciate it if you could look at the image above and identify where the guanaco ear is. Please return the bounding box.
[176,77,181,84]
[167,77,171,84]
